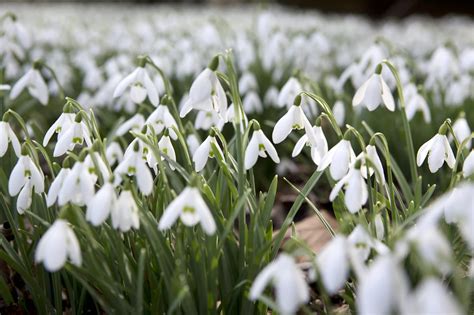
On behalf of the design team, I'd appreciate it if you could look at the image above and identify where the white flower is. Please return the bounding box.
[111,190,140,232]
[329,165,367,213]
[292,124,328,165]
[105,142,124,165]
[10,67,49,105]
[58,162,95,206]
[115,113,145,137]
[451,114,471,149]
[114,144,153,195]
[158,186,216,235]
[417,132,455,173]
[87,182,116,226]
[463,149,474,177]
[332,100,345,126]
[35,219,81,272]
[53,119,92,157]
[404,83,431,123]
[113,66,159,106]
[272,104,317,145]
[9,155,44,213]
[195,110,224,131]
[373,213,385,240]
[357,255,409,315]
[238,71,258,94]
[244,128,279,170]
[186,134,201,156]
[46,167,70,207]
[357,144,386,185]
[242,91,263,113]
[352,72,395,111]
[0,121,21,157]
[403,278,462,315]
[180,68,228,121]
[158,134,176,170]
[43,112,75,146]
[249,253,309,315]
[264,85,279,106]
[192,135,223,172]
[318,139,356,180]
[145,105,178,139]
[313,236,349,295]
[83,152,110,183]
[277,77,302,108]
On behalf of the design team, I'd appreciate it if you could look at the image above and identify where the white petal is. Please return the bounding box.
[416,135,436,166]
[244,133,259,170]
[428,136,445,173]
[142,71,159,106]
[272,106,295,144]
[193,189,216,235]
[292,134,308,157]
[17,182,32,214]
[193,137,211,172]
[86,183,114,226]
[352,79,369,107]
[8,156,27,196]
[380,77,395,111]
[317,236,349,294]
[136,160,153,195]
[113,68,138,98]
[249,260,278,300]
[10,69,32,99]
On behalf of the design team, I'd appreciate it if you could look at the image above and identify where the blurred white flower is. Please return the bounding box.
[10,66,49,105]
[114,144,153,196]
[417,131,455,173]
[357,144,386,185]
[0,121,21,157]
[86,182,116,226]
[145,105,178,139]
[278,77,302,108]
[158,134,176,170]
[332,100,345,127]
[158,186,216,235]
[115,113,145,137]
[195,110,224,131]
[244,128,279,169]
[106,142,124,165]
[35,219,81,272]
[113,66,159,106]
[463,150,474,177]
[250,254,309,315]
[58,161,95,206]
[111,190,140,232]
[403,83,431,123]
[450,113,471,149]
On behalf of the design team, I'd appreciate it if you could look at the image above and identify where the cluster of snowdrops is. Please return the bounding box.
[0,6,473,315]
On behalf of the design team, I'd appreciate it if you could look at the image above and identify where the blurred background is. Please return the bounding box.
[3,0,474,18]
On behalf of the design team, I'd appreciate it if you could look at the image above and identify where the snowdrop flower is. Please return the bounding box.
[406,225,452,275]
[329,161,367,213]
[318,135,356,180]
[417,124,455,173]
[87,182,117,226]
[373,213,385,240]
[357,144,386,185]
[192,132,223,172]
[292,117,328,165]
[244,122,279,169]
[357,255,409,315]
[238,71,258,94]
[451,112,471,149]
[250,253,309,315]
[352,65,395,111]
[403,278,462,315]
[463,149,474,177]
[113,65,159,106]
[111,190,140,232]
[46,167,70,207]
[272,100,317,145]
[35,219,81,272]
[8,154,44,214]
[158,185,216,235]
[313,236,349,295]
[264,85,279,106]
[195,110,224,131]
[53,115,92,157]
[186,134,201,156]
[43,111,75,146]
[114,141,153,195]
[277,77,302,108]
[10,64,49,105]
[332,100,345,127]
[145,105,178,139]
[105,142,124,166]
[404,83,431,123]
[58,161,95,206]
[242,91,263,114]
[83,152,110,183]
[115,113,145,137]
[0,120,21,157]
[158,132,176,170]
[180,65,228,121]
